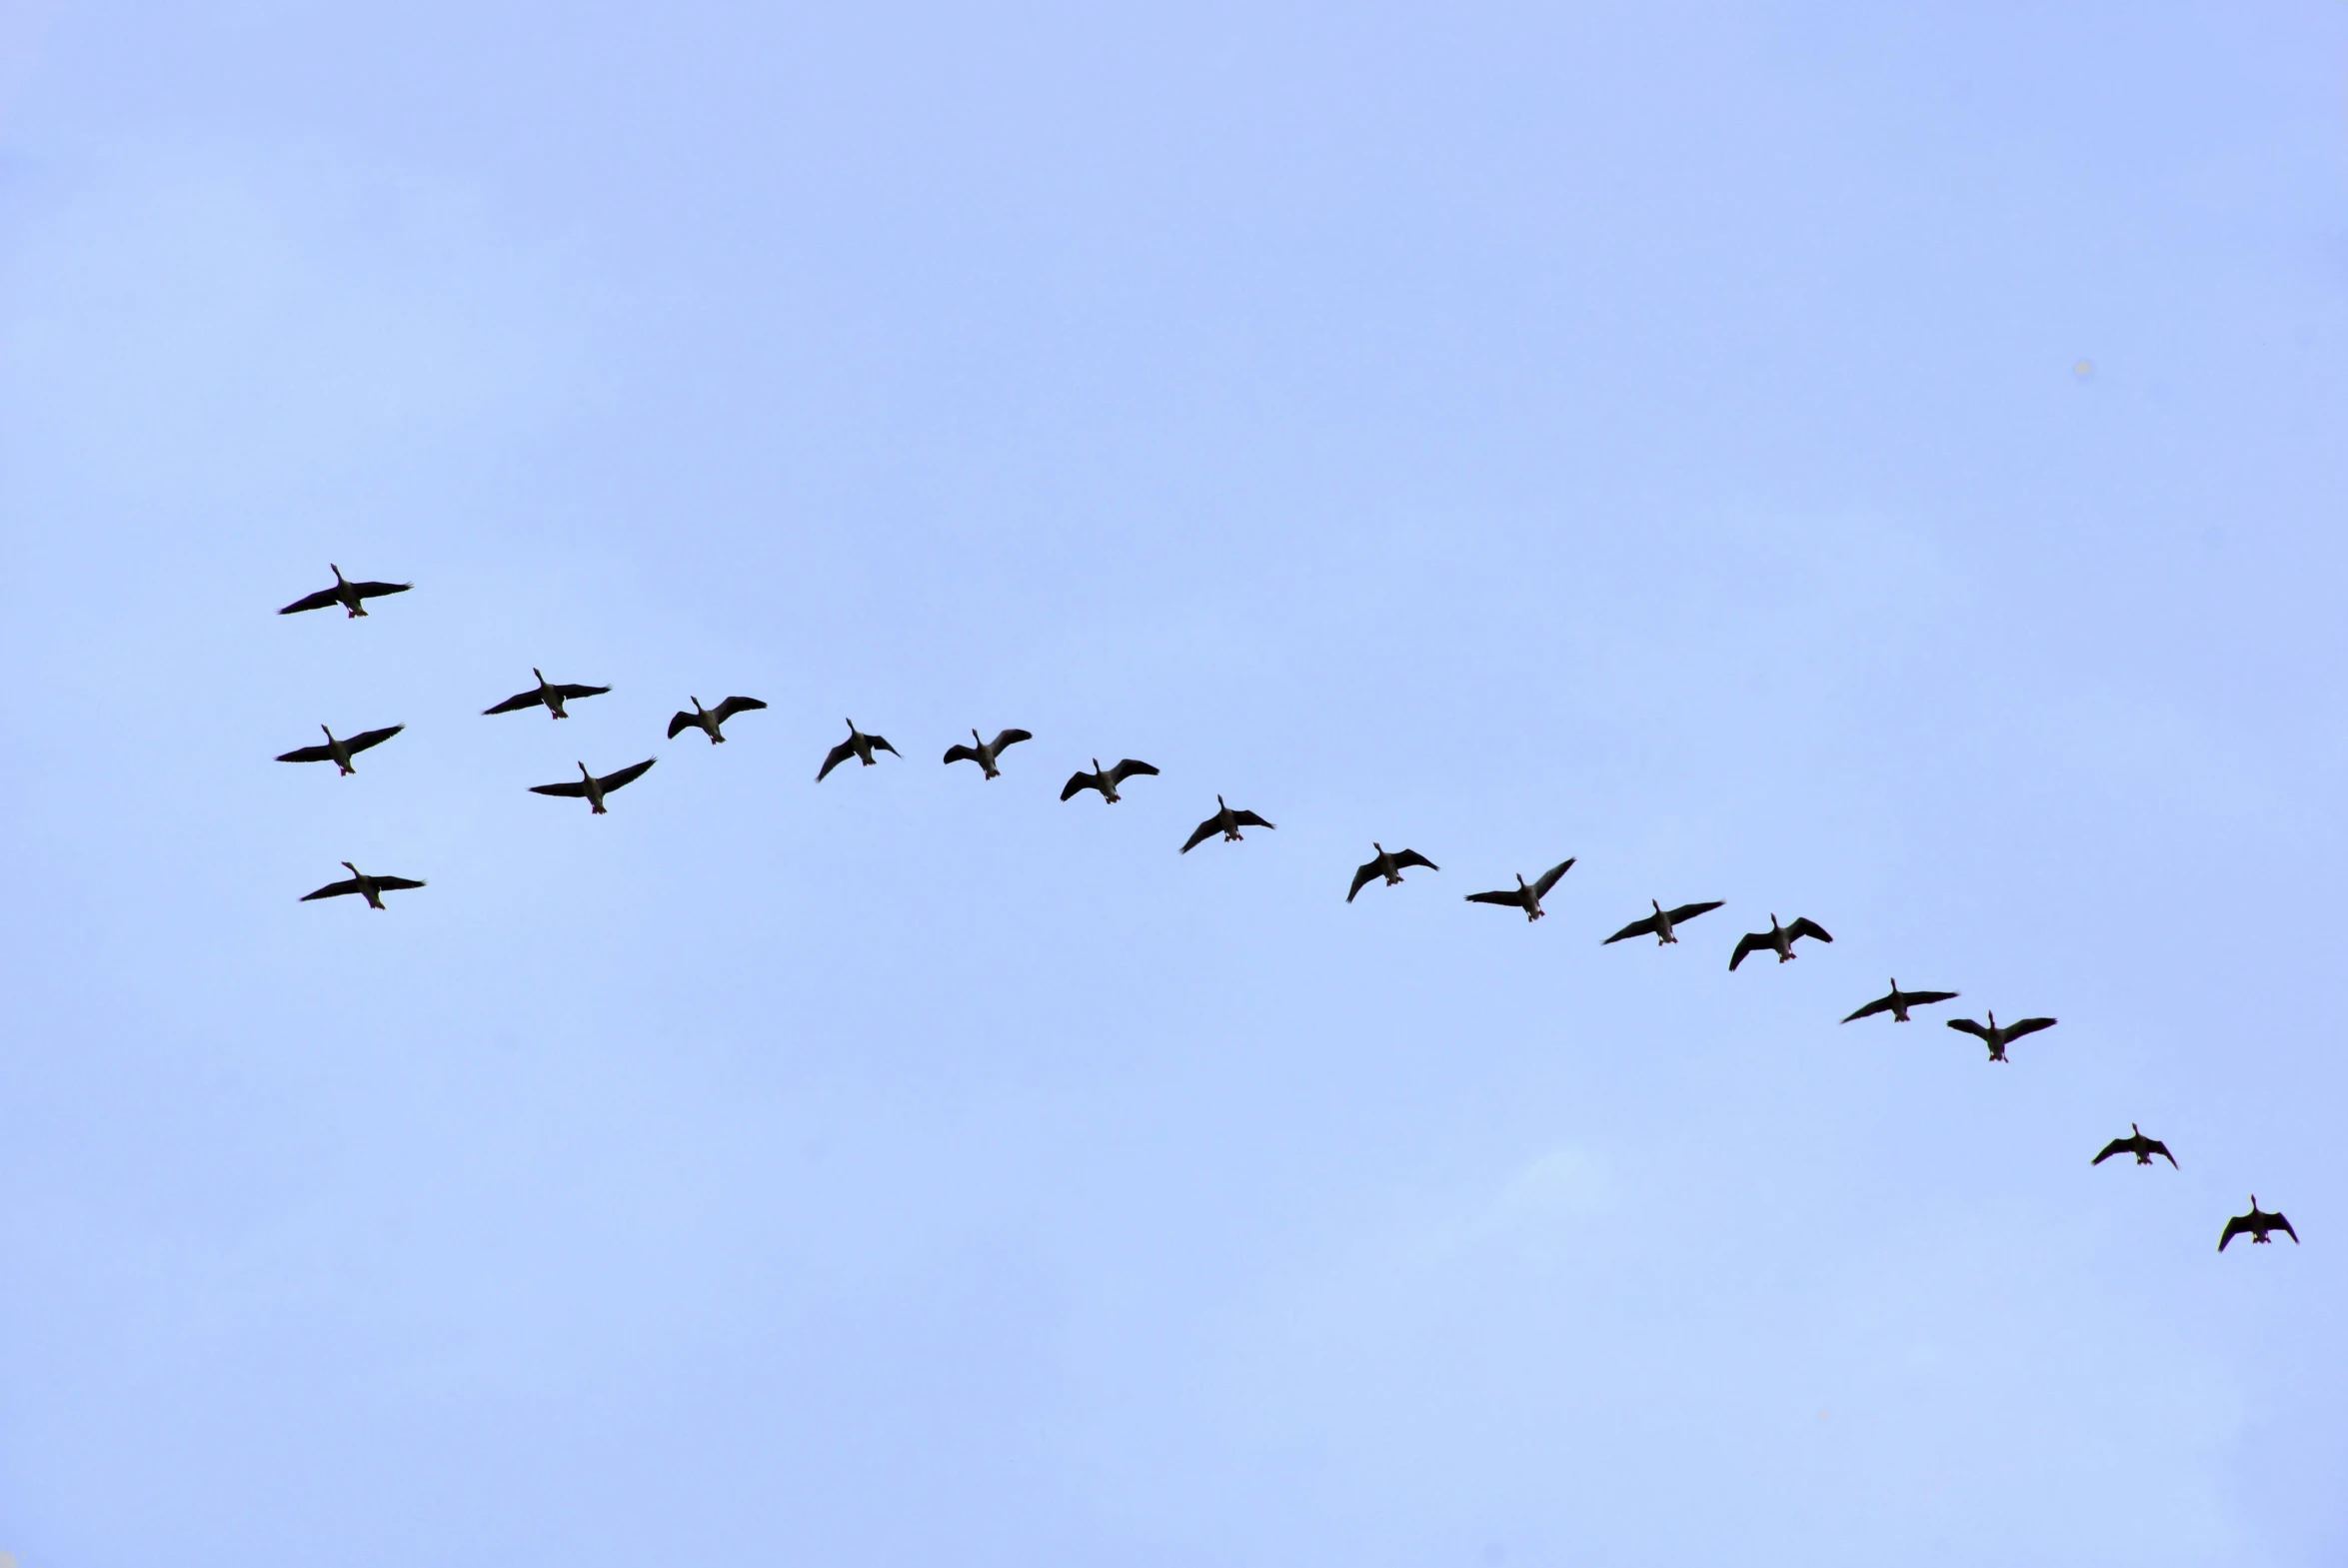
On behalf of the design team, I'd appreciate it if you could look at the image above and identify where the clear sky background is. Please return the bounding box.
[3,2,2345,1563]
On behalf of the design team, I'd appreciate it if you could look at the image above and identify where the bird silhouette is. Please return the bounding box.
[1465,859,1575,921]
[278,565,411,619]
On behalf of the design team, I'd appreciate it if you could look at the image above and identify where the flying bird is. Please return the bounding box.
[1466,858,1575,921]
[2218,1197,2298,1251]
[1944,1009,2056,1062]
[485,669,612,720]
[300,861,425,909]
[817,720,900,781]
[943,728,1033,780]
[529,759,656,813]
[278,565,411,619]
[1603,898,1725,946]
[1729,914,1832,970]
[1347,843,1438,902]
[1841,979,1960,1024]
[275,724,404,777]
[1061,758,1159,803]
[668,696,768,744]
[2092,1124,2177,1168]
[1180,795,1274,853]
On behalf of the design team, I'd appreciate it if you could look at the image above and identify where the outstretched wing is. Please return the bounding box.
[349,580,411,601]
[1179,817,1219,853]
[1061,771,1099,800]
[484,689,544,715]
[866,734,900,757]
[669,711,698,739]
[1231,809,1274,830]
[2091,1138,2127,1165]
[1944,1017,1991,1040]
[551,683,611,703]
[944,744,980,766]
[2149,1140,2178,1169]
[2274,1212,2299,1243]
[1841,993,1894,1023]
[531,780,591,797]
[712,697,768,723]
[987,728,1032,754]
[2003,1016,2057,1041]
[342,725,403,756]
[1664,899,1723,925]
[2218,1214,2250,1251]
[300,877,362,900]
[1466,889,1520,907]
[1346,862,1379,902]
[596,759,656,793]
[1107,759,1159,784]
[1603,913,1661,945]
[277,586,342,615]
[817,741,857,781]
[1786,917,1833,944]
[1901,989,1959,1008]
[371,874,426,891]
[1530,858,1575,897]
[276,742,336,764]
[1391,849,1437,871]
[1729,932,1767,971]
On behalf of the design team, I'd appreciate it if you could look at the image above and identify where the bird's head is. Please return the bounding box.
[1092,759,1102,774]
[578,761,592,778]
[330,564,347,584]
[1517,873,1530,889]
[2131,1122,2142,1136]
[1652,898,1665,914]
[1985,1009,1997,1028]
[972,728,984,744]
[342,860,359,873]
[1217,794,1227,809]
[1770,913,1781,929]
[533,668,547,684]
[321,724,334,739]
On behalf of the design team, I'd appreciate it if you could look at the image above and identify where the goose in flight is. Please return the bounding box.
[485,669,611,720]
[1729,914,1832,970]
[275,724,403,777]
[1840,979,1960,1024]
[1347,843,1438,902]
[1466,858,1575,921]
[668,696,768,744]
[278,565,411,619]
[1943,1009,2055,1062]
[1062,758,1159,803]
[1603,898,1725,946]
[817,720,900,781]
[300,861,425,909]
[2218,1197,2298,1250]
[944,728,1033,780]
[1180,795,1274,853]
[2092,1124,2177,1168]
[530,758,656,813]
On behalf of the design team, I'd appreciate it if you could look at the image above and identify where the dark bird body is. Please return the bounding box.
[278,565,411,619]
[301,861,425,908]
[1945,1009,2056,1062]
[1729,914,1832,970]
[1348,843,1437,902]
[2219,1197,2298,1250]
[944,728,1033,780]
[276,724,404,776]
[1062,758,1159,803]
[530,759,656,813]
[1181,795,1274,853]
[818,720,901,781]
[1604,898,1724,946]
[1466,858,1575,921]
[1841,979,1959,1024]
[485,669,612,721]
[2092,1124,2176,1168]
[668,696,767,743]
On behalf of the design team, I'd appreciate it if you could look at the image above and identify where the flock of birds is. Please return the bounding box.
[273,564,2302,1255]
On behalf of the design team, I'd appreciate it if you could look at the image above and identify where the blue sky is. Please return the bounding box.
[3,2,2345,1563]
